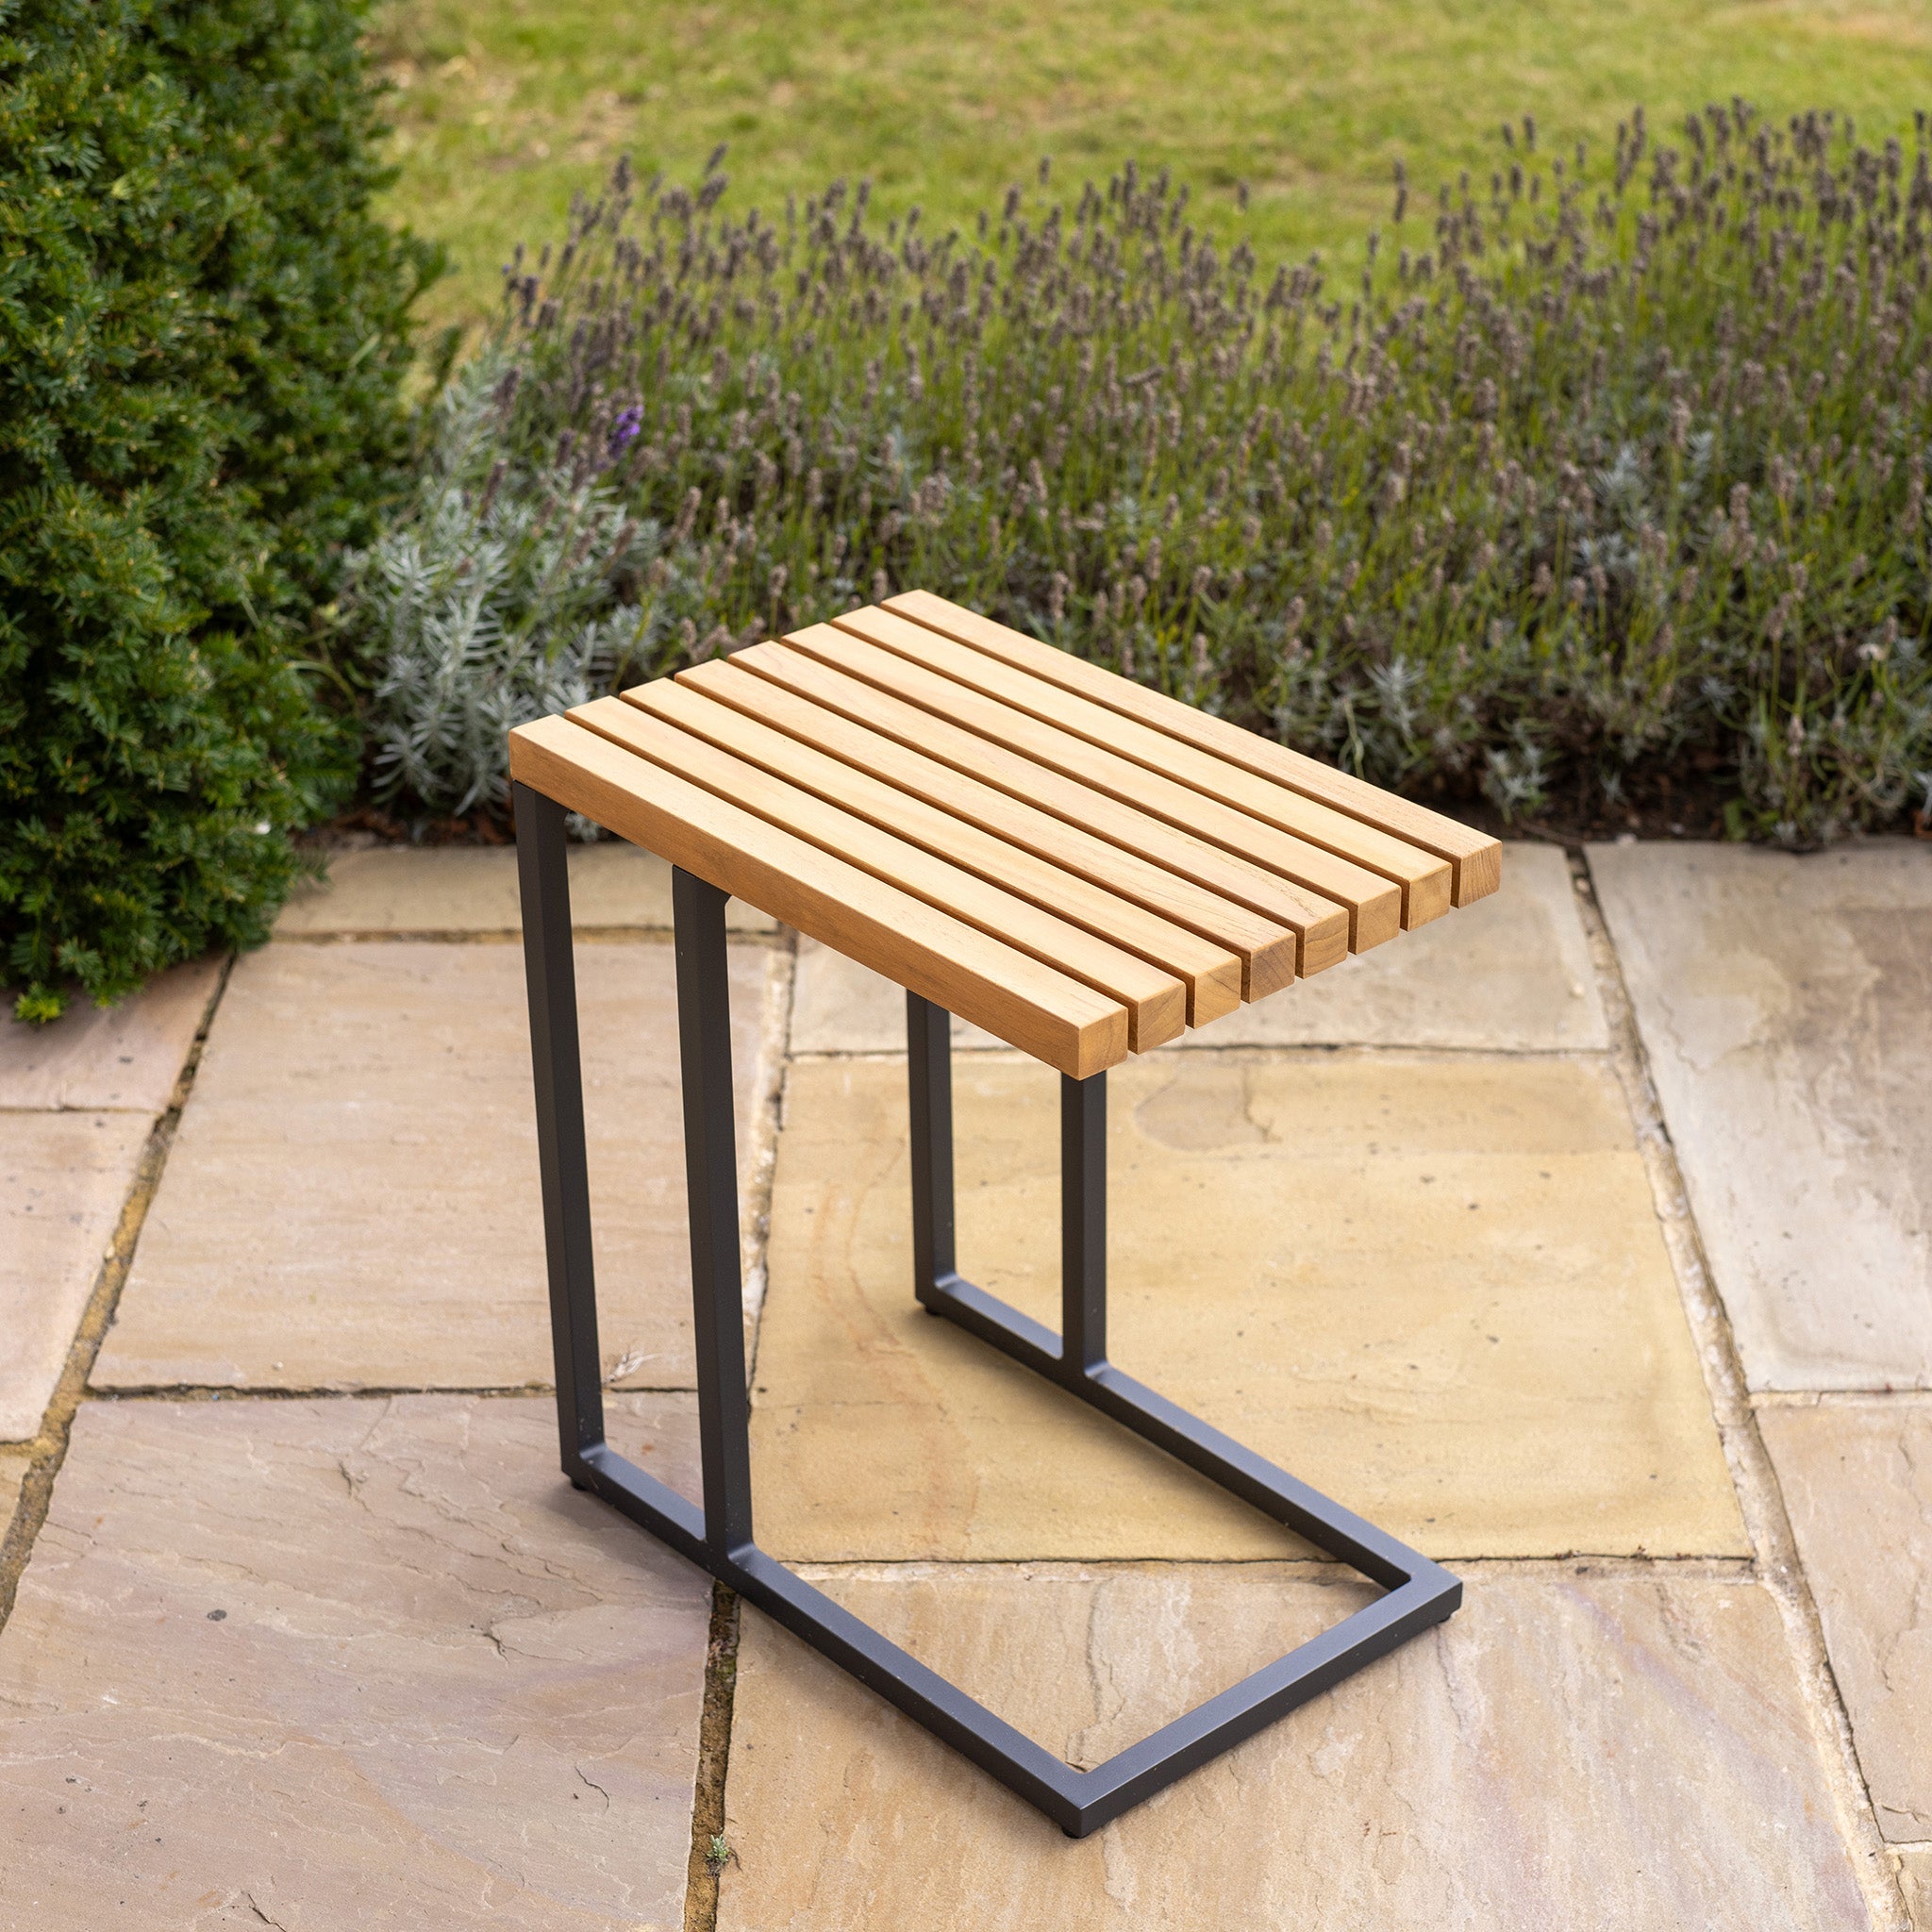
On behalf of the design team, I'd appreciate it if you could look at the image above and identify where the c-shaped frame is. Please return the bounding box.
[513,781,1460,1837]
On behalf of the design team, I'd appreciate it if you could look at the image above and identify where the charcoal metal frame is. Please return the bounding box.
[513,780,1460,1837]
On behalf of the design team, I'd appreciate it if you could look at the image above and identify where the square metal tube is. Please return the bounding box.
[514,780,1461,1837]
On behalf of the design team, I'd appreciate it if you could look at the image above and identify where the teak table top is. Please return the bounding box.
[508,590,1501,1080]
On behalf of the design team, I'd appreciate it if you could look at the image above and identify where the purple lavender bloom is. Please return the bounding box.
[608,407,644,457]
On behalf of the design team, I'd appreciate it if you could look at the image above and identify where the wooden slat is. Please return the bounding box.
[572,696,1185,1051]
[625,677,1239,1029]
[784,623,1402,951]
[840,604,1452,927]
[688,648,1316,993]
[719,642,1326,982]
[886,588,1503,907]
[508,714,1127,1078]
[675,660,1277,1001]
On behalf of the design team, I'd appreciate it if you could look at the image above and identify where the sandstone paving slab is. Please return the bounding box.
[275,842,774,936]
[1902,1846,1932,1927]
[748,1053,1744,1560]
[1,1112,150,1441]
[790,937,1005,1055]
[1590,841,1932,1390]
[789,842,1604,1056]
[95,939,778,1393]
[0,958,220,1113]
[716,1564,1867,1931]
[1181,839,1603,1051]
[0,1393,709,1930]
[1758,1396,1932,1841]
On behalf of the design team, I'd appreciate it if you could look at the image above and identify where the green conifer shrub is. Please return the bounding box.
[0,0,439,1019]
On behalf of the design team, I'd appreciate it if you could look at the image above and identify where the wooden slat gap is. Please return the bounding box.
[619,677,1239,1030]
[781,623,1400,952]
[833,602,1452,929]
[576,694,1185,1050]
[882,588,1502,907]
[702,642,1312,992]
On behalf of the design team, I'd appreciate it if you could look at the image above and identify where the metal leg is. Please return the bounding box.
[907,991,958,1304]
[674,867,754,1559]
[519,796,1460,1838]
[514,783,606,1469]
[1059,1070,1108,1381]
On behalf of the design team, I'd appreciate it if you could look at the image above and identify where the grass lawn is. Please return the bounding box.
[375,0,1932,331]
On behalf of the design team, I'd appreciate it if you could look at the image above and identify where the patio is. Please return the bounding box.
[1,837,1926,1928]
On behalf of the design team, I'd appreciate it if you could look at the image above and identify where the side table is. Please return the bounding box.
[508,591,1500,1837]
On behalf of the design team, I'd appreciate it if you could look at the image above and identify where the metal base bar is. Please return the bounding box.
[514,782,1460,1838]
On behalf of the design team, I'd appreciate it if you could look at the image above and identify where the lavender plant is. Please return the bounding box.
[345,353,682,818]
[406,107,1932,841]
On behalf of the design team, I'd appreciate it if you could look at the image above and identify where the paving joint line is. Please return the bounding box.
[0,1104,166,1117]
[1753,1387,1932,1407]
[0,956,235,1635]
[82,1382,703,1401]
[1569,846,1912,1931]
[682,1582,743,1932]
[784,1041,1616,1066]
[781,1554,1762,1579]
[739,932,797,1382]
[273,925,789,950]
[683,924,794,1932]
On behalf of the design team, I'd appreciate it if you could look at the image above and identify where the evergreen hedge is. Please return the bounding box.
[0,0,438,1019]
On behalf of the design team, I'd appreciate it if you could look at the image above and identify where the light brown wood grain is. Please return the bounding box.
[625,676,1239,1029]
[885,588,1503,907]
[508,714,1128,1077]
[784,623,1402,950]
[571,695,1185,1050]
[688,648,1317,994]
[840,603,1452,926]
[675,659,1274,1003]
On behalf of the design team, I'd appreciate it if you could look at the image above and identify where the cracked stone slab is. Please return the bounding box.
[1758,1397,1932,1840]
[1590,841,1932,1390]
[749,1053,1743,1560]
[275,842,774,935]
[95,940,780,1392]
[0,958,219,1113]
[0,1393,708,1929]
[716,1564,1866,1931]
[788,842,1605,1057]
[1,1112,150,1441]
